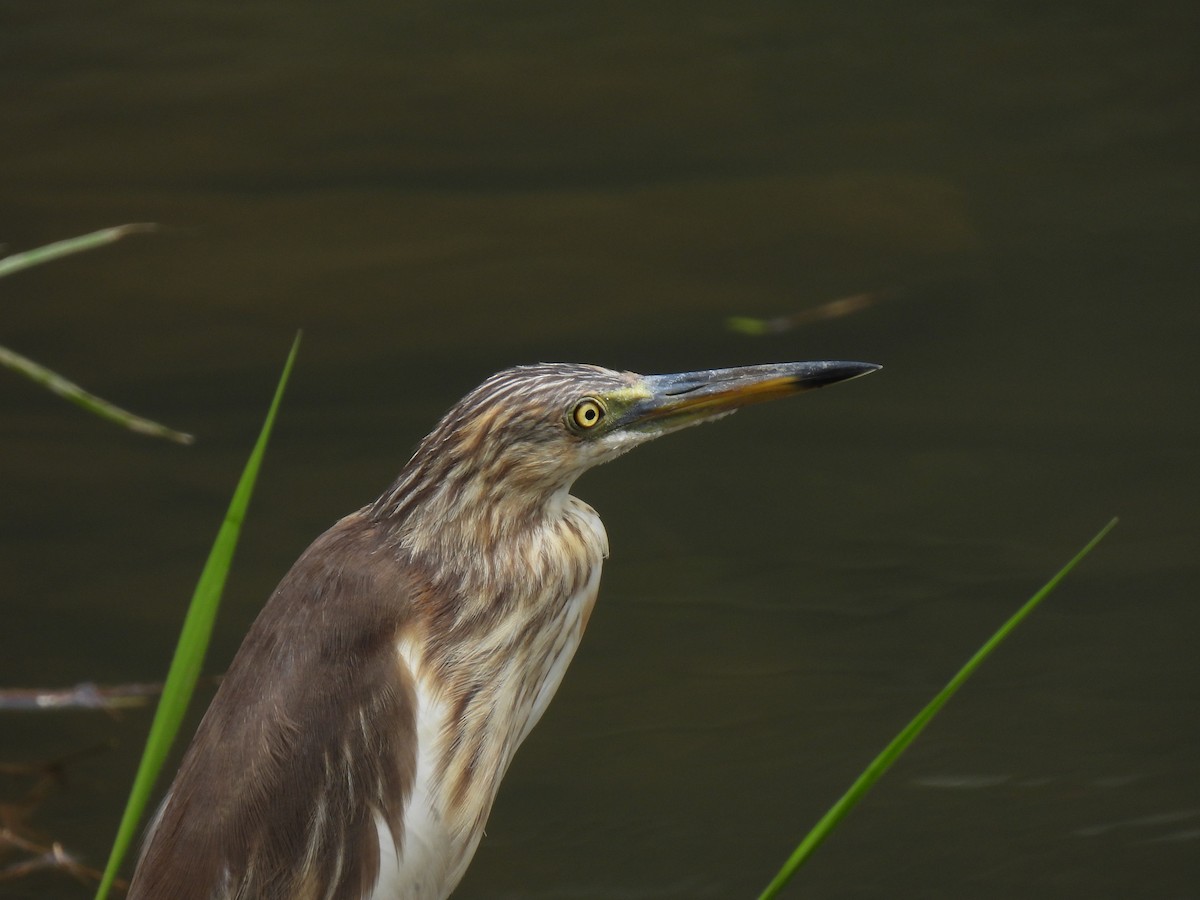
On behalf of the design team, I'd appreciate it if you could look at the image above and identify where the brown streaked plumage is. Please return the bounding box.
[128,360,879,900]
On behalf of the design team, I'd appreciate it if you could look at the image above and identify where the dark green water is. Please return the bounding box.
[2,2,1197,897]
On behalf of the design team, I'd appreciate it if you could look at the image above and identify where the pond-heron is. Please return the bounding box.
[128,359,879,900]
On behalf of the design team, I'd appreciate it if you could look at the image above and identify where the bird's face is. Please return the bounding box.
[425,364,647,498]
[426,360,880,500]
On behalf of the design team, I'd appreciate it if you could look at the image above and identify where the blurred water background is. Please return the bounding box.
[2,2,1197,897]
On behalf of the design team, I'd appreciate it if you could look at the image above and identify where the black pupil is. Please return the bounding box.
[583,407,596,421]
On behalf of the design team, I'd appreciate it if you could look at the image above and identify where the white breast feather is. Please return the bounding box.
[370,497,608,900]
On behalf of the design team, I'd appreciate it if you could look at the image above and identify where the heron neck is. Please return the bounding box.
[373,470,601,606]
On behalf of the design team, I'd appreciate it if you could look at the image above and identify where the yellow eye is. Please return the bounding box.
[571,398,605,430]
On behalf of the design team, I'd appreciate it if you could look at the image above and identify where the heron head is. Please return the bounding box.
[377,360,879,523]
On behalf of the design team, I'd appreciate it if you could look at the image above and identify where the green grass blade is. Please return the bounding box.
[1,224,192,443]
[757,517,1119,900]
[0,342,195,444]
[0,223,158,279]
[94,333,301,900]
[726,316,773,336]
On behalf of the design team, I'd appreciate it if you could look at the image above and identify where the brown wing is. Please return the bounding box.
[128,513,420,900]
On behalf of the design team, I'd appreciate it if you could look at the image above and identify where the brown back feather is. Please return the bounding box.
[128,513,420,900]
